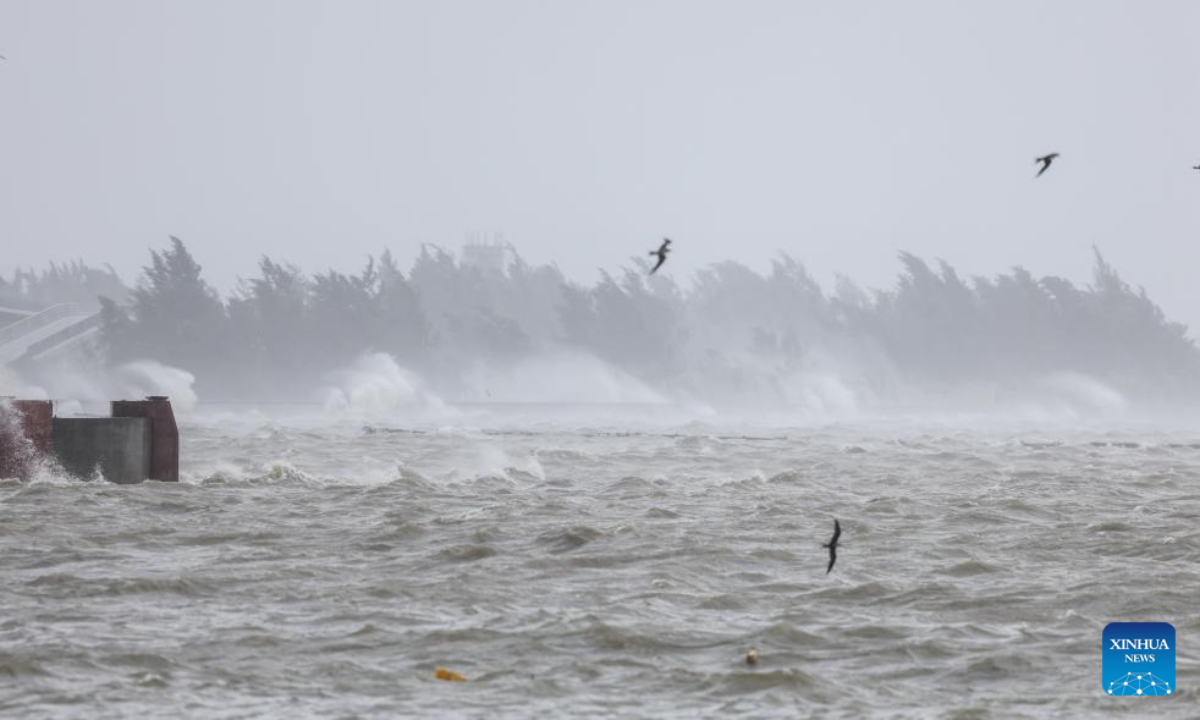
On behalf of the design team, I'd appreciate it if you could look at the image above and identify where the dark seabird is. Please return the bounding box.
[822,518,841,574]
[648,238,672,275]
[1035,153,1059,178]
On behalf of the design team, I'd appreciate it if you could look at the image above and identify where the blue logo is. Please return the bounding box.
[1103,622,1175,696]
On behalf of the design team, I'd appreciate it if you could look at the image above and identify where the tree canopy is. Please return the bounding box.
[74,236,1200,407]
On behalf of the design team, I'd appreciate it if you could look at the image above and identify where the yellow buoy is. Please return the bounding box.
[435,667,467,682]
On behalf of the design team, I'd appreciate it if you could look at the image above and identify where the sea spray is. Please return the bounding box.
[1040,372,1129,414]
[3,358,198,415]
[0,399,35,480]
[461,350,668,404]
[0,367,23,397]
[776,370,860,415]
[322,352,447,419]
[113,361,199,413]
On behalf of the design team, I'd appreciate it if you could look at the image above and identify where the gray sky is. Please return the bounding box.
[2,1,1199,327]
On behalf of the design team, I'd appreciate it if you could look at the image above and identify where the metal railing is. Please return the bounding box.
[0,304,84,348]
[17,312,101,362]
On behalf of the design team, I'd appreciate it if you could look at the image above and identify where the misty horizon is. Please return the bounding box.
[4,234,1197,420]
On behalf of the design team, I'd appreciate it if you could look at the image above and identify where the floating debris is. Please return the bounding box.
[435,667,467,682]
[746,648,759,665]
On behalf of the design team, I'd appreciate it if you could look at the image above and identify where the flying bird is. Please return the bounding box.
[1035,153,1059,178]
[648,238,672,275]
[822,518,841,574]
[1193,164,1200,171]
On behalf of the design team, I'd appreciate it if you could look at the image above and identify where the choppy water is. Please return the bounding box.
[2,409,1199,718]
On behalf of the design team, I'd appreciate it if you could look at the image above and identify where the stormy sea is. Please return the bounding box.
[2,402,1198,719]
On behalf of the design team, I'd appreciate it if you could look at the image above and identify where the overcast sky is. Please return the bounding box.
[2,1,1199,327]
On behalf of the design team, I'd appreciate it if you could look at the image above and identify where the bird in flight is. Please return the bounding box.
[648,238,672,275]
[822,518,841,574]
[1035,153,1059,178]
[1193,164,1200,171]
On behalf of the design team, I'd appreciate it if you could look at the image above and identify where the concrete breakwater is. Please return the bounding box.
[0,396,178,483]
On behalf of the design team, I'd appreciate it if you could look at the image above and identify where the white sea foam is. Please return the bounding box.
[113,360,199,413]
[0,359,198,415]
[462,350,668,404]
[322,352,449,419]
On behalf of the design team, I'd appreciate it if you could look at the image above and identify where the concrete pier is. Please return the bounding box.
[52,416,152,484]
[112,396,179,481]
[0,396,179,483]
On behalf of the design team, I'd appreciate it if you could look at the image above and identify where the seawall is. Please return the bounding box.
[0,397,179,483]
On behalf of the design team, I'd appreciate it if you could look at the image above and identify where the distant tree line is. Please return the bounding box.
[0,261,127,311]
[21,235,1200,405]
